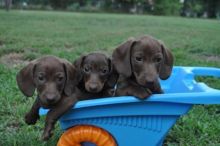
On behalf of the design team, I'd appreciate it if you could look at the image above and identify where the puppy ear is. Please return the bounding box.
[159,43,174,80]
[73,55,85,69]
[62,59,80,96]
[16,61,37,97]
[72,55,85,83]
[112,38,136,77]
[106,58,119,88]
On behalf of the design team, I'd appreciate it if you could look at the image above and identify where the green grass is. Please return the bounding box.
[0,10,220,146]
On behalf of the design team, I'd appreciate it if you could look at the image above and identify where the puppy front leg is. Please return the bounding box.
[25,98,41,125]
[116,85,152,99]
[41,96,78,141]
[151,80,164,94]
[132,87,152,100]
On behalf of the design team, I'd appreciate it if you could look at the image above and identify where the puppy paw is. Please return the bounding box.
[158,89,164,94]
[25,113,39,125]
[135,89,152,100]
[135,94,150,100]
[106,89,115,96]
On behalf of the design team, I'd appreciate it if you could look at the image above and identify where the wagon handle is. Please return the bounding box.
[185,66,220,78]
[182,66,220,92]
[186,66,220,93]
[151,66,220,104]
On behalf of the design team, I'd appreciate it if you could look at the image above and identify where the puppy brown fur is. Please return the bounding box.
[112,35,174,99]
[16,56,79,140]
[73,53,118,100]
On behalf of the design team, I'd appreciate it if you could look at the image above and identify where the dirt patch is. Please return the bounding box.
[0,53,29,68]
[198,54,220,62]
[6,121,21,132]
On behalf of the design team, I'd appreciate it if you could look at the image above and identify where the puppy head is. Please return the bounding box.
[74,53,117,93]
[16,56,77,107]
[113,36,173,87]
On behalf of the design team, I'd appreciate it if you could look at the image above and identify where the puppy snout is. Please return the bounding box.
[46,97,55,103]
[145,81,154,86]
[137,75,155,87]
[45,94,57,103]
[88,83,99,92]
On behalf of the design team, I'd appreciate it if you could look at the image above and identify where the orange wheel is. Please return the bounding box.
[57,125,117,146]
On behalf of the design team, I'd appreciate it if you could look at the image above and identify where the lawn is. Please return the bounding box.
[0,10,220,146]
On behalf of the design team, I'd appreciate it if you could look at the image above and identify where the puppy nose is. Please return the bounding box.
[146,81,154,85]
[145,81,154,86]
[89,84,98,92]
[45,95,56,103]
[46,98,55,103]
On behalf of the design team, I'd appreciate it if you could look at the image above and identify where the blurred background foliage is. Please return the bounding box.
[1,0,220,18]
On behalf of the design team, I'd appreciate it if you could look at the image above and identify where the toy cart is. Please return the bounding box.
[40,66,220,146]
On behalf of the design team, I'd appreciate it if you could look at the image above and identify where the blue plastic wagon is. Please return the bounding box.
[40,66,220,146]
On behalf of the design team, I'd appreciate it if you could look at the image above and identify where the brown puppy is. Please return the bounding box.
[73,53,118,99]
[112,35,174,99]
[16,56,79,140]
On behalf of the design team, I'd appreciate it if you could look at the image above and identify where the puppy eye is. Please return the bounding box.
[101,69,108,74]
[38,75,45,82]
[83,66,90,73]
[57,76,64,82]
[135,56,143,62]
[155,57,162,63]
